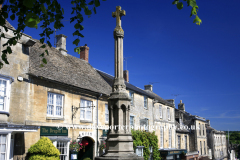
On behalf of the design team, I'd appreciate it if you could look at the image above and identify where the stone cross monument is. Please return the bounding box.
[95,6,143,160]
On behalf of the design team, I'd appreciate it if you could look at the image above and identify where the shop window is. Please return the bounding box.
[47,93,63,117]
[57,141,68,160]
[80,99,93,121]
[0,134,7,160]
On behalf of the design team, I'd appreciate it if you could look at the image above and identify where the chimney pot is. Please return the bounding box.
[144,85,153,92]
[56,34,67,56]
[80,45,89,62]
[123,70,129,82]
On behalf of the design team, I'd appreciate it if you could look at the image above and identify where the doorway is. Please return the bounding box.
[78,137,94,160]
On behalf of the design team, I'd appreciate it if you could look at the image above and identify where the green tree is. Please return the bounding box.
[0,0,201,69]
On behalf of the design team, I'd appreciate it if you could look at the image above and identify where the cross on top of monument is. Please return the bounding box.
[112,6,126,32]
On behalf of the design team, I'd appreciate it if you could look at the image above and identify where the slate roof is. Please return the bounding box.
[29,40,112,95]
[96,69,174,107]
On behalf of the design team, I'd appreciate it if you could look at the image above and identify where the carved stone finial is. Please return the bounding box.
[112,6,126,32]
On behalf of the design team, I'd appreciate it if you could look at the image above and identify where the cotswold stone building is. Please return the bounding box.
[206,120,228,160]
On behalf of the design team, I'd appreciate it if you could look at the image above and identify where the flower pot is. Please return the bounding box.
[70,151,78,160]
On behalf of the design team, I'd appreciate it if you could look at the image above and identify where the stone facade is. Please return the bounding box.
[206,120,228,160]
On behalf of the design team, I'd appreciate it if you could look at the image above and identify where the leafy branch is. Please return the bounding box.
[172,0,202,25]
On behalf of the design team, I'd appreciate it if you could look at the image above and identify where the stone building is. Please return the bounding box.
[206,120,227,160]
[0,20,114,159]
[175,100,208,160]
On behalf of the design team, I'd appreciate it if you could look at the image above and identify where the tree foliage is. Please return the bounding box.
[132,130,161,160]
[0,0,200,69]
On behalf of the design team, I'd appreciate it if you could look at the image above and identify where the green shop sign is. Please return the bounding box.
[40,126,68,136]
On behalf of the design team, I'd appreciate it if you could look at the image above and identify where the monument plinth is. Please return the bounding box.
[95,6,144,160]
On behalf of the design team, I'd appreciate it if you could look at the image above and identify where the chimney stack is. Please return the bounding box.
[144,85,153,92]
[56,34,67,56]
[80,44,89,62]
[206,119,210,126]
[166,99,175,105]
[178,100,185,111]
[123,70,129,82]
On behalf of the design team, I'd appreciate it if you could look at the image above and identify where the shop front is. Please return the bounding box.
[159,149,187,160]
[40,126,70,160]
[0,124,39,160]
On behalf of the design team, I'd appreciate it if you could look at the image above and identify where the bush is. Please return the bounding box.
[27,137,60,160]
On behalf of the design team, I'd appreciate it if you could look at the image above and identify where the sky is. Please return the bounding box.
[6,0,240,131]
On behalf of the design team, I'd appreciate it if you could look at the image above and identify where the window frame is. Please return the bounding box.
[178,135,181,149]
[160,127,164,148]
[0,134,7,160]
[200,141,202,155]
[80,99,93,121]
[105,103,109,123]
[159,105,162,119]
[47,92,64,118]
[185,136,187,150]
[129,91,134,106]
[130,115,135,129]
[202,124,205,136]
[169,128,172,148]
[0,76,11,113]
[144,96,148,109]
[53,140,70,160]
[167,108,170,120]
[199,123,201,136]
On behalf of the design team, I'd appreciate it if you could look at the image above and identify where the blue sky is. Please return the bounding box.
[7,0,240,131]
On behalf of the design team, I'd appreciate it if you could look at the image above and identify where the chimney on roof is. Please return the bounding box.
[56,34,68,56]
[80,44,89,62]
[166,99,175,105]
[178,100,185,111]
[123,70,129,82]
[144,85,153,92]
[206,119,210,126]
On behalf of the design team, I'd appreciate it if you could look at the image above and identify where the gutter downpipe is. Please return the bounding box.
[96,93,102,157]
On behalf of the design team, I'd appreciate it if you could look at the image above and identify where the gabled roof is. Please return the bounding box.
[96,69,174,107]
[29,40,112,96]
